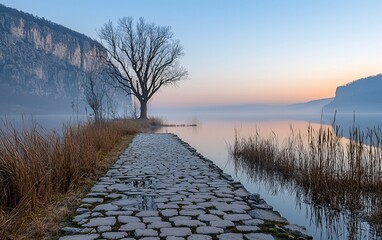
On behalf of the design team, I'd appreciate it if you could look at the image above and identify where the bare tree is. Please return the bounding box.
[83,65,106,122]
[98,17,188,119]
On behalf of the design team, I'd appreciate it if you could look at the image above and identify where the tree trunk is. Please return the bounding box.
[139,100,148,119]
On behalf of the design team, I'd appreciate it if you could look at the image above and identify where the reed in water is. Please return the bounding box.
[230,124,382,238]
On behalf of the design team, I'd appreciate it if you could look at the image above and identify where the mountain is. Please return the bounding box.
[323,74,382,114]
[286,98,334,113]
[0,4,130,114]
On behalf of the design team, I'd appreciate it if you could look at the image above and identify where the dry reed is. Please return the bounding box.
[0,118,150,239]
[230,124,382,238]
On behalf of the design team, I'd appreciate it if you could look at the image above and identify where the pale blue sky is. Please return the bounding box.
[2,0,382,107]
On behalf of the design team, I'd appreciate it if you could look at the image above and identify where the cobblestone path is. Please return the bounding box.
[60,133,309,240]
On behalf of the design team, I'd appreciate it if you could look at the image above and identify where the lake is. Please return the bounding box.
[157,112,382,240]
[1,112,382,239]
[0,114,86,132]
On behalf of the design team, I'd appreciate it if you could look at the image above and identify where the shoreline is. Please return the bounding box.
[59,133,311,239]
[173,133,311,239]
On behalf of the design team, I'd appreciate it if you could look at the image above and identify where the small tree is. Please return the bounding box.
[83,66,106,122]
[98,17,188,119]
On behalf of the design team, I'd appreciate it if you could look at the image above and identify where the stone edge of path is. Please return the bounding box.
[170,133,312,239]
[60,133,312,239]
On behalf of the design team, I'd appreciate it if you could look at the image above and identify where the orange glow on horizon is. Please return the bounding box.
[151,69,380,108]
[151,79,338,107]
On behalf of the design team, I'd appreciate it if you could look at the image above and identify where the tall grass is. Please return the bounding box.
[230,124,382,238]
[0,118,145,239]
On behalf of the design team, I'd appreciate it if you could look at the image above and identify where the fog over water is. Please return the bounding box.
[1,107,382,239]
[155,108,382,239]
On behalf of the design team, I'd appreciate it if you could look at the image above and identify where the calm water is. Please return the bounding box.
[2,112,382,239]
[158,113,382,240]
[0,114,86,132]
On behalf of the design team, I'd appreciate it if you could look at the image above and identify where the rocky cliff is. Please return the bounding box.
[0,4,123,114]
[323,74,382,114]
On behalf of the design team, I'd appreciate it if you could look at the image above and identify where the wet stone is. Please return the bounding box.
[253,203,273,210]
[198,214,222,222]
[236,225,260,232]
[174,220,207,227]
[106,193,125,199]
[93,203,119,212]
[97,225,112,232]
[91,185,108,192]
[102,231,129,239]
[154,197,168,203]
[136,210,159,217]
[248,209,288,223]
[112,199,137,207]
[234,188,249,197]
[179,210,205,216]
[122,206,140,211]
[196,226,224,234]
[167,237,186,240]
[208,210,225,216]
[147,221,172,229]
[245,233,275,240]
[223,213,252,221]
[170,216,192,222]
[80,227,95,233]
[248,193,260,202]
[161,209,178,217]
[135,229,158,237]
[210,220,235,228]
[73,213,90,223]
[182,205,205,210]
[119,222,146,231]
[157,203,179,209]
[61,227,82,234]
[83,217,116,227]
[60,133,308,239]
[217,233,244,240]
[82,198,104,204]
[143,216,162,223]
[187,235,212,240]
[160,227,192,237]
[285,224,310,238]
[118,215,141,223]
[243,219,264,226]
[87,192,108,197]
[105,210,133,216]
[59,234,100,240]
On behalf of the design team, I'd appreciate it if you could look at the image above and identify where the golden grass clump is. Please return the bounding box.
[230,124,382,237]
[0,118,149,239]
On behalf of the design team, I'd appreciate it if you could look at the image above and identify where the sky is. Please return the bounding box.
[2,0,382,108]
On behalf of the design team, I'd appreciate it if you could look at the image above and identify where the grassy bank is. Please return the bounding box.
[0,118,159,239]
[230,124,382,237]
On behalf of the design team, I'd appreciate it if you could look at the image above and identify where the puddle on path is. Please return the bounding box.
[121,195,157,211]
[122,176,157,210]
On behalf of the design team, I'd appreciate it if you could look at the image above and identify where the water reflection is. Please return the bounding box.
[130,195,158,211]
[2,112,382,238]
[0,114,86,132]
[159,114,382,239]
[323,113,382,145]
[231,142,380,239]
